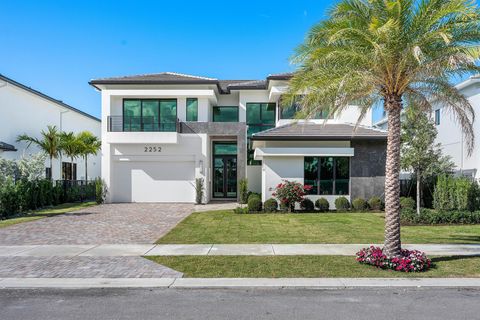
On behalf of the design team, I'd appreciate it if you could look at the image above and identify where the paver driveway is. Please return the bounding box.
[0,203,193,245]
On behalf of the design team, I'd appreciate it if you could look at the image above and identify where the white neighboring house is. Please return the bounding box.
[433,75,480,179]
[0,74,101,180]
[90,72,387,207]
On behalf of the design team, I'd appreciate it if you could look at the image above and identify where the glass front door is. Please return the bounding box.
[213,142,237,198]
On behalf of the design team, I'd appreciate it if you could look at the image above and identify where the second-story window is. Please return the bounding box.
[213,106,239,122]
[435,109,440,125]
[186,98,198,121]
[123,99,177,132]
[246,103,276,165]
[279,96,331,119]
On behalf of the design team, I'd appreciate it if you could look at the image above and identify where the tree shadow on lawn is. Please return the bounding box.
[431,235,480,244]
[430,255,480,263]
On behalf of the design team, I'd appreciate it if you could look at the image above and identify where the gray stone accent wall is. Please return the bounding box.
[350,140,387,200]
[180,122,247,201]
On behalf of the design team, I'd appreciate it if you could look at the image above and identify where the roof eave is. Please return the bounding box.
[251,135,387,141]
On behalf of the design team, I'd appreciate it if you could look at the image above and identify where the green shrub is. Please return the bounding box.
[300,198,315,211]
[248,197,262,213]
[247,192,261,203]
[233,206,248,214]
[264,198,278,212]
[239,178,249,204]
[95,178,107,204]
[195,178,204,204]
[315,198,330,212]
[334,196,350,211]
[468,181,480,212]
[368,196,383,211]
[433,175,455,211]
[352,198,367,211]
[401,208,480,225]
[453,177,471,211]
[400,197,415,210]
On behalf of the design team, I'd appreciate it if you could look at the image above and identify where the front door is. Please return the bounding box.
[212,142,237,198]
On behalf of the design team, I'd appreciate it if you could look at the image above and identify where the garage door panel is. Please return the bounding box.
[112,161,195,203]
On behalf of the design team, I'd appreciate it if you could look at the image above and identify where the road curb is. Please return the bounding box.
[1,278,480,289]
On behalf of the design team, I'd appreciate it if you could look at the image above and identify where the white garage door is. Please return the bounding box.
[112,161,195,203]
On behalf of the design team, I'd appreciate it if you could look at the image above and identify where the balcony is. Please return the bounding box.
[105,116,179,144]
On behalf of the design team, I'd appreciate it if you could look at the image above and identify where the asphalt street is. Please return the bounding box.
[1,287,479,320]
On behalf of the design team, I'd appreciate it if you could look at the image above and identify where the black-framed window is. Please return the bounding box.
[280,96,332,119]
[246,103,276,165]
[435,109,440,125]
[186,98,198,121]
[212,106,239,122]
[123,99,177,132]
[45,167,52,180]
[62,162,77,181]
[304,157,349,195]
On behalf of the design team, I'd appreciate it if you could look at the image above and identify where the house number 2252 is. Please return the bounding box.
[144,146,162,152]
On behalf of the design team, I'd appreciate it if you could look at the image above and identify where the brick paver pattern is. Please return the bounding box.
[0,203,193,245]
[0,256,183,278]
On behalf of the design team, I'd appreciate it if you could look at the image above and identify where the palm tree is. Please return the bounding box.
[59,132,82,180]
[287,0,479,257]
[77,131,101,182]
[17,125,61,180]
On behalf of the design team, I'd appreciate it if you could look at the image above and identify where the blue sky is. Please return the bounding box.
[0,1,386,121]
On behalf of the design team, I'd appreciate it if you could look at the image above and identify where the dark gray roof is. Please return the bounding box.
[251,123,387,140]
[90,72,293,93]
[0,74,100,122]
[0,142,17,151]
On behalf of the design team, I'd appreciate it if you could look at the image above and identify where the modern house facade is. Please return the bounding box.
[1,74,101,180]
[90,72,387,207]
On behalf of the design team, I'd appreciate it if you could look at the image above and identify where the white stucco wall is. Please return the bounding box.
[0,79,101,180]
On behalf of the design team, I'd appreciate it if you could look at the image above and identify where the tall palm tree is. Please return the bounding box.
[59,132,82,180]
[17,125,61,180]
[77,131,101,182]
[287,0,479,257]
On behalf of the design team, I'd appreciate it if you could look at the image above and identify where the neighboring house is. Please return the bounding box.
[90,72,387,207]
[433,75,480,179]
[0,74,101,180]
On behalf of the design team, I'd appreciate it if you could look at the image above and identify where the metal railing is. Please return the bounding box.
[107,116,179,132]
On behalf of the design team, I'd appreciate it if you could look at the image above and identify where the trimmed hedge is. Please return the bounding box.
[264,198,278,212]
[352,198,367,211]
[334,196,350,211]
[401,208,480,225]
[400,197,415,210]
[315,198,330,212]
[368,197,383,211]
[248,197,262,213]
[300,198,314,211]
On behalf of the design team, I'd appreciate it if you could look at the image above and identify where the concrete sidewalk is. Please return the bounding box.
[1,244,480,256]
[1,277,480,289]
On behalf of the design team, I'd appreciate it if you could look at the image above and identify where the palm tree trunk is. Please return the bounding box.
[416,171,421,216]
[383,95,402,258]
[71,157,74,181]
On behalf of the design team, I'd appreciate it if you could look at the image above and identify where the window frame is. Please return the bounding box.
[122,98,178,132]
[186,98,198,122]
[304,156,350,196]
[435,109,440,125]
[246,102,277,166]
[212,106,239,122]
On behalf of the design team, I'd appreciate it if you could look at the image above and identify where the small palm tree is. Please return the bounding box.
[77,131,101,182]
[59,132,82,180]
[17,125,61,180]
[287,0,480,257]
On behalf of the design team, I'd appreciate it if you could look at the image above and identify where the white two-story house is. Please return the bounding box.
[90,72,387,207]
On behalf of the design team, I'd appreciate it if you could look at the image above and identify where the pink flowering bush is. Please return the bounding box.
[272,180,312,212]
[356,246,431,272]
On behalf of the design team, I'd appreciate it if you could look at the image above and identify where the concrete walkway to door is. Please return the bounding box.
[0,203,193,245]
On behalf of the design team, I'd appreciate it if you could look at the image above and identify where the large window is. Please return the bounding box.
[212,106,239,122]
[304,157,349,195]
[280,96,331,119]
[186,98,198,121]
[62,162,77,181]
[123,99,177,132]
[246,103,276,165]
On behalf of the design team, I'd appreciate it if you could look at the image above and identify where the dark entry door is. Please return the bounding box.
[213,142,237,198]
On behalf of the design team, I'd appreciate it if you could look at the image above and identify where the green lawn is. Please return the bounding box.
[157,210,480,244]
[0,202,97,229]
[147,255,480,278]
